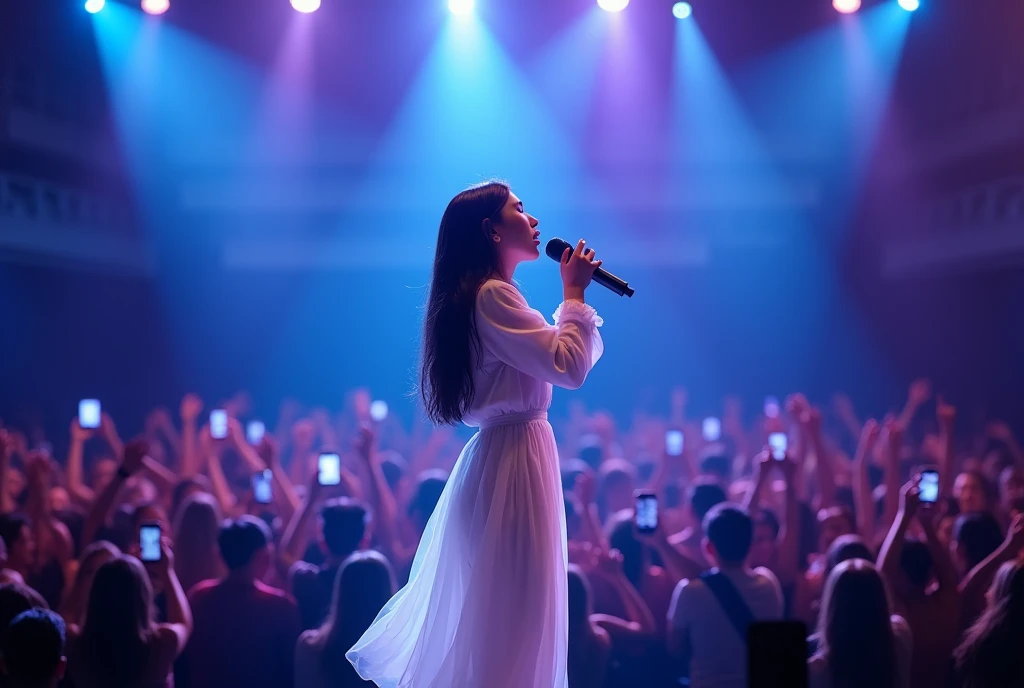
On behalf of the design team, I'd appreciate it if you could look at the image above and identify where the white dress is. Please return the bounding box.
[347,279,604,688]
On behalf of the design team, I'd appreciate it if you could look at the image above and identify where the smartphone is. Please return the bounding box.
[252,469,274,504]
[665,430,684,457]
[210,409,228,440]
[769,432,788,461]
[139,523,162,563]
[79,399,101,429]
[246,420,266,445]
[370,400,389,423]
[919,468,939,503]
[634,490,658,534]
[764,396,781,419]
[748,621,808,688]
[702,417,721,442]
[318,452,341,486]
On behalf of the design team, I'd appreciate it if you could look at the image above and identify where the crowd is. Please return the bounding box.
[0,381,1022,688]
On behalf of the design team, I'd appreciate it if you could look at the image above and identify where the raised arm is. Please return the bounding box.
[987,421,1024,471]
[852,420,881,543]
[81,439,146,547]
[877,477,919,598]
[805,408,836,511]
[157,540,193,650]
[573,472,609,553]
[24,454,74,568]
[179,394,203,478]
[958,514,1024,627]
[937,399,957,499]
[474,279,603,391]
[66,419,97,507]
[353,424,399,559]
[882,420,903,536]
[280,476,322,570]
[590,549,657,644]
[897,379,931,434]
[775,455,802,587]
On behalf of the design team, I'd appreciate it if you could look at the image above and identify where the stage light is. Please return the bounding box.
[84,0,105,13]
[290,0,321,12]
[832,0,861,13]
[597,0,629,12]
[897,0,919,10]
[449,0,474,14]
[141,0,169,15]
[672,2,692,18]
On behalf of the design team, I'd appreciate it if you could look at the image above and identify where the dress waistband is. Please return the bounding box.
[479,410,549,430]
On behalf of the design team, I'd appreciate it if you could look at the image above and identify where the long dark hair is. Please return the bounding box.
[79,556,155,684]
[954,560,1024,688]
[313,551,396,683]
[817,559,898,688]
[420,181,509,425]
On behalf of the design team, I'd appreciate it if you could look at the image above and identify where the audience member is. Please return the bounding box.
[809,559,912,688]
[294,550,395,688]
[0,609,67,688]
[667,504,783,688]
[954,560,1024,688]
[183,516,301,688]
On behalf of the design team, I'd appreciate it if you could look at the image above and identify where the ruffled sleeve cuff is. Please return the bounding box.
[552,300,604,328]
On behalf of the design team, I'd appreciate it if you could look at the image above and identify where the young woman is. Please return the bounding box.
[66,549,191,687]
[295,551,396,688]
[809,559,912,688]
[954,560,1024,688]
[346,181,605,687]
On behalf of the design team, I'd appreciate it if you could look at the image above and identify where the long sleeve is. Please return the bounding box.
[474,280,604,390]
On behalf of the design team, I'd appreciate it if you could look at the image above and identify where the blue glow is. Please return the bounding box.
[897,0,919,11]
[597,0,629,12]
[449,0,474,15]
[84,0,105,13]
[672,2,692,19]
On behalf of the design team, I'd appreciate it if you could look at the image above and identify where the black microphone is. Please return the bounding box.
[545,238,635,298]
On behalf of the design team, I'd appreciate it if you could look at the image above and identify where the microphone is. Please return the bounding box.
[545,238,635,298]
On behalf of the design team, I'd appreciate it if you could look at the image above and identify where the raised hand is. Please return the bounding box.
[899,476,921,518]
[121,438,149,476]
[70,418,93,444]
[560,239,603,294]
[354,423,376,461]
[258,434,280,470]
[936,397,956,430]
[908,378,932,408]
[1005,514,1024,552]
[574,471,596,507]
[180,394,203,424]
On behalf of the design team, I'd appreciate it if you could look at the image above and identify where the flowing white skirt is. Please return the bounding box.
[347,411,568,688]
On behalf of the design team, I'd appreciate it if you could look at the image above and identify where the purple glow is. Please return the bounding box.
[141,0,170,15]
[290,0,321,13]
[833,0,861,13]
[597,0,629,12]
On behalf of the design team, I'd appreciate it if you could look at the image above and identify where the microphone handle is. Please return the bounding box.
[593,267,635,298]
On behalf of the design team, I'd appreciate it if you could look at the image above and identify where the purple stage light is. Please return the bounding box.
[833,0,861,13]
[597,0,629,12]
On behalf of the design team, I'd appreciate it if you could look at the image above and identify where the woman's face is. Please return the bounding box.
[748,523,777,569]
[493,192,540,264]
[955,473,987,514]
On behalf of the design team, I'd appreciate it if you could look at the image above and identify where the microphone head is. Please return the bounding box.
[545,237,572,262]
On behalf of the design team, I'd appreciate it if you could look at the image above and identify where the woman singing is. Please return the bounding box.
[347,180,605,687]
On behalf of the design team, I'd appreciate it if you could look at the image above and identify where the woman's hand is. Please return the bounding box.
[560,239,602,299]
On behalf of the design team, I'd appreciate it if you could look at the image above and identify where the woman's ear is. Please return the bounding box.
[482,217,494,235]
